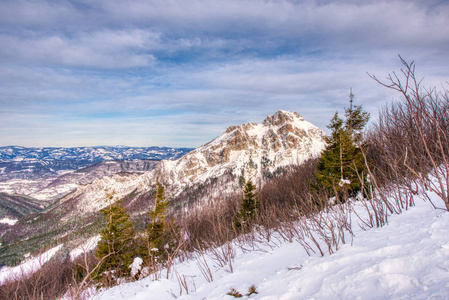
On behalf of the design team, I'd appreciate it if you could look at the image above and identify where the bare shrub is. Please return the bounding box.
[194,248,213,283]
[177,157,355,261]
[247,284,258,296]
[173,269,195,296]
[299,198,353,255]
[208,241,235,273]
[259,159,319,218]
[368,56,449,210]
[0,255,75,300]
[180,192,240,250]
[226,287,243,298]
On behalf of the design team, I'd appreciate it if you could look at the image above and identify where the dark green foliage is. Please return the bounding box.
[145,183,167,259]
[151,183,168,225]
[239,175,246,187]
[345,92,370,144]
[234,180,259,229]
[94,194,136,279]
[239,169,246,187]
[314,92,370,201]
[141,183,179,263]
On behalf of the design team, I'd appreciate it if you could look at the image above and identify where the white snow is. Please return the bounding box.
[0,177,72,201]
[0,244,63,284]
[30,183,79,200]
[69,235,101,260]
[129,257,143,278]
[0,217,18,225]
[91,194,449,300]
[339,178,351,186]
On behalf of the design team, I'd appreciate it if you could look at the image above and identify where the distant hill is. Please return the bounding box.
[0,193,50,239]
[0,193,47,220]
[0,146,193,181]
[0,160,161,202]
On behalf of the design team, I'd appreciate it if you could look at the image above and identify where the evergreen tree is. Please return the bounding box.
[234,180,259,229]
[345,89,370,143]
[143,182,171,263]
[94,194,136,280]
[315,90,370,201]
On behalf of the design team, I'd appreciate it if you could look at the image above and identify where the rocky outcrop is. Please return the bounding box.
[152,110,326,190]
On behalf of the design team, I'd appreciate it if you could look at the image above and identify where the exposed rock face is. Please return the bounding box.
[152,110,326,191]
[61,171,154,216]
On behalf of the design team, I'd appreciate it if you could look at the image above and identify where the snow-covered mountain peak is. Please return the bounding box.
[152,111,326,192]
[263,110,302,126]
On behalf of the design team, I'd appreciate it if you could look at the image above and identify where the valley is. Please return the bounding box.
[0,146,191,266]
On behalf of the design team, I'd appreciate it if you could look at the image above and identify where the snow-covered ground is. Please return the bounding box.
[91,194,449,300]
[0,245,63,284]
[69,235,101,260]
[0,217,18,225]
[1,187,447,299]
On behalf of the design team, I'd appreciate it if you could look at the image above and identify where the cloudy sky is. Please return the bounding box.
[1,0,448,148]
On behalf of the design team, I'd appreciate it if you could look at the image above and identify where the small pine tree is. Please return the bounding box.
[315,90,370,201]
[94,194,136,280]
[345,88,370,143]
[234,180,259,229]
[143,183,170,262]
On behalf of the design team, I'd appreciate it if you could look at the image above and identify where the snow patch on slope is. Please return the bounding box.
[0,217,18,225]
[0,245,63,284]
[70,235,101,260]
[62,171,154,215]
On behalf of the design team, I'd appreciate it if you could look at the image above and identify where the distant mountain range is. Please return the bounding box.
[0,146,193,181]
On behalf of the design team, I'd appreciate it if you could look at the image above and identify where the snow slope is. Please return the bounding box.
[91,195,449,300]
[0,245,63,284]
[0,217,18,225]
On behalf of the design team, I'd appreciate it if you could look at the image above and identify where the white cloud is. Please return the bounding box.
[0,29,158,68]
[0,0,448,146]
[0,0,81,26]
[1,1,448,69]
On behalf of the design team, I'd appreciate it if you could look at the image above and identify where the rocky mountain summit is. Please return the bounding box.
[153,110,326,189]
[18,110,324,217]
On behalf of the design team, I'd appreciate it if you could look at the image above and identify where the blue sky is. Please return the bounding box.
[1,0,448,148]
